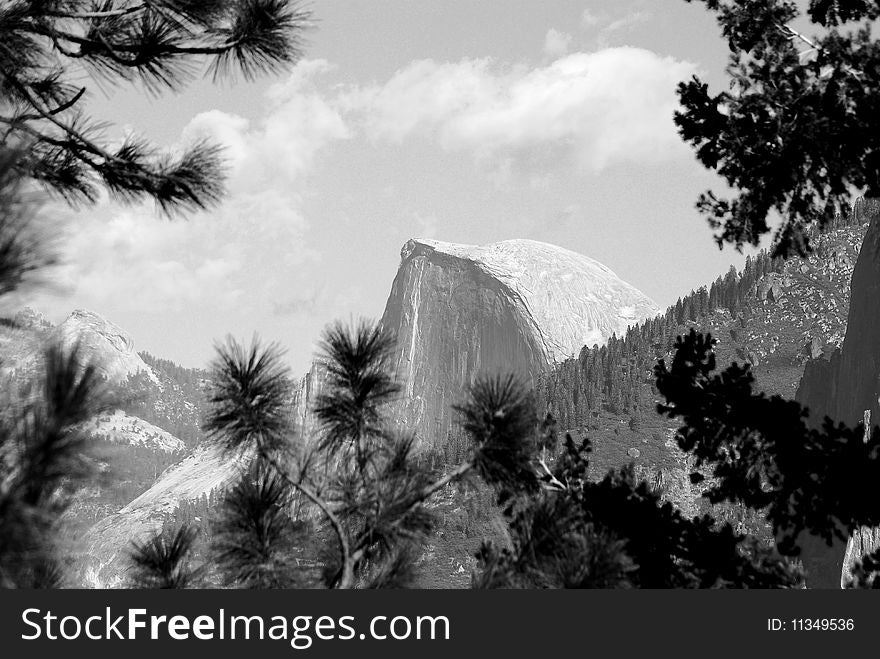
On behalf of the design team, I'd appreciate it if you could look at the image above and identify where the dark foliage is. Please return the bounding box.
[0,149,54,297]
[456,374,542,502]
[655,329,880,555]
[212,459,306,588]
[204,337,292,456]
[201,321,482,589]
[128,524,200,588]
[0,0,311,211]
[678,0,880,255]
[474,430,800,588]
[314,321,401,462]
[0,342,109,587]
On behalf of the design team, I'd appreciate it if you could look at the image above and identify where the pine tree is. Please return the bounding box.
[1,1,312,211]
[0,342,111,587]
[677,0,880,255]
[166,321,540,589]
[1,2,312,589]
[655,329,880,585]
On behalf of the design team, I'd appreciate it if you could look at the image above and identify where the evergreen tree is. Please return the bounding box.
[211,460,306,588]
[1,0,311,211]
[474,417,800,589]
[677,0,880,255]
[0,342,111,587]
[1,1,312,589]
[128,525,200,588]
[177,321,538,589]
[655,329,880,584]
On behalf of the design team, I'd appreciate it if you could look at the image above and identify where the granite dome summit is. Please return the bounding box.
[381,237,660,447]
[52,309,158,384]
[400,238,660,360]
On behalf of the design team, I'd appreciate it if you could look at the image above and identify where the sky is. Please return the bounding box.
[11,0,777,374]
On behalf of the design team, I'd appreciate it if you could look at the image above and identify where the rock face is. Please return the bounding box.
[80,443,245,587]
[81,410,186,454]
[78,238,660,585]
[13,307,53,331]
[381,238,659,450]
[831,198,880,586]
[794,198,880,587]
[52,309,157,384]
[830,200,880,426]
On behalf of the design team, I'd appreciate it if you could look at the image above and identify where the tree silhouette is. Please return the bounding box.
[473,415,800,589]
[212,460,307,588]
[0,341,111,587]
[1,0,311,211]
[655,329,880,585]
[189,321,538,589]
[128,524,200,588]
[677,0,880,256]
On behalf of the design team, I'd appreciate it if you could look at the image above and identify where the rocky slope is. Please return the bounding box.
[81,410,187,453]
[77,238,661,586]
[0,307,202,583]
[71,221,871,588]
[79,443,244,587]
[52,309,158,383]
[794,198,880,587]
[381,238,659,450]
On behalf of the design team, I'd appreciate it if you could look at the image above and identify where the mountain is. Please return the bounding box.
[794,198,880,587]
[0,307,207,584]
[537,209,865,574]
[81,410,187,453]
[51,309,158,384]
[73,218,868,588]
[78,443,240,587]
[78,238,660,586]
[381,238,660,450]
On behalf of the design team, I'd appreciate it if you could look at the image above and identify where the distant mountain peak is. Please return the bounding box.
[379,236,661,448]
[401,237,660,360]
[52,309,157,384]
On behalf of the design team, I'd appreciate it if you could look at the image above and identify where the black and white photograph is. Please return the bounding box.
[1,0,880,653]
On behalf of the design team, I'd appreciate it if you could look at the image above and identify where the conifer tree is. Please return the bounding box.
[1,0,312,211]
[677,0,880,255]
[186,321,538,589]
[1,2,312,589]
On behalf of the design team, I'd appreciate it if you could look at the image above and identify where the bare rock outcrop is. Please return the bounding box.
[79,238,660,585]
[381,238,659,450]
[52,309,157,383]
[794,198,880,587]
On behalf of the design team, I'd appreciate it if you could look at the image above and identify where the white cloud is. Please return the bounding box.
[346,48,696,173]
[35,60,345,321]
[581,9,602,29]
[543,28,573,58]
[21,47,698,369]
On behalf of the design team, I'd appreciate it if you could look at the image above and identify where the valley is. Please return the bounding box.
[0,203,871,588]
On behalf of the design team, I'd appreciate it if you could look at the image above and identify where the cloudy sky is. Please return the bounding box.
[14,0,775,373]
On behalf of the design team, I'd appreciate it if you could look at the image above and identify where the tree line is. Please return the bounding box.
[5,0,880,589]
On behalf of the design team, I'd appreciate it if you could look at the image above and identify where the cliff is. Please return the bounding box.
[794,198,880,587]
[79,443,245,587]
[51,309,158,384]
[381,238,659,449]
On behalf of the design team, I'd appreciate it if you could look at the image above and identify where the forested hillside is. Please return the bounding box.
[120,352,210,449]
[537,211,865,482]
